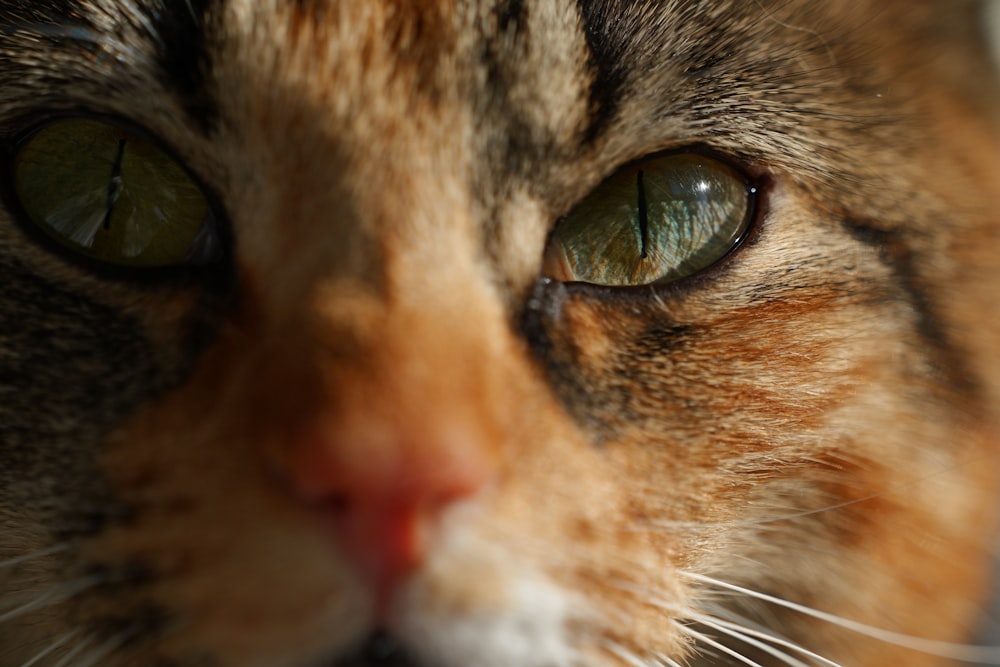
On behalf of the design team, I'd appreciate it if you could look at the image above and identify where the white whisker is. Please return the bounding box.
[623,575,823,667]
[0,544,68,570]
[48,637,92,667]
[18,629,81,667]
[0,576,103,625]
[690,610,842,667]
[749,0,837,67]
[678,623,769,667]
[0,591,61,625]
[652,653,686,667]
[690,613,821,667]
[74,628,135,667]
[603,640,653,667]
[682,571,1000,664]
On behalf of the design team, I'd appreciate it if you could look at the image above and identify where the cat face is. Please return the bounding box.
[0,1,999,666]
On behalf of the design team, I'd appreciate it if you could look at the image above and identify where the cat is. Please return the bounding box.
[0,0,999,665]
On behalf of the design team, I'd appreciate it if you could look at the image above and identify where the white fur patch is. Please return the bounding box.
[393,523,589,667]
[398,577,584,667]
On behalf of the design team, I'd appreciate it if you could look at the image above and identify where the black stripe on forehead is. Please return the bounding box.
[576,0,629,143]
[496,0,527,34]
[148,0,221,134]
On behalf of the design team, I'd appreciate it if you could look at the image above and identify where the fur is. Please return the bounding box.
[0,1,998,666]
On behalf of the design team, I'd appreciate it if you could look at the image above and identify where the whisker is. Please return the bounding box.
[74,627,136,667]
[652,653,686,667]
[18,629,82,667]
[748,0,837,68]
[682,571,1000,664]
[48,637,92,667]
[0,544,68,570]
[678,623,768,667]
[603,640,653,667]
[0,576,104,625]
[621,584,838,667]
[689,610,841,667]
[690,613,821,667]
[0,592,61,626]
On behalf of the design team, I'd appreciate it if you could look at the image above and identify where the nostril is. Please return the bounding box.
[307,491,352,513]
[276,425,497,602]
[361,630,399,662]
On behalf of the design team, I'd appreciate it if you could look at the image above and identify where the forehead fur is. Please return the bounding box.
[3,1,992,162]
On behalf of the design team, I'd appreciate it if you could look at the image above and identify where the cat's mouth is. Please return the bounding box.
[331,632,425,667]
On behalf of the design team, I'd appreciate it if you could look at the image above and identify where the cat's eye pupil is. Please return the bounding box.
[9,117,218,269]
[636,169,649,259]
[543,152,754,287]
[102,138,128,230]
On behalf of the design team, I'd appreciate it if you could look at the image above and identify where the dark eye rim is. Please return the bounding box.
[0,111,233,285]
[544,144,765,294]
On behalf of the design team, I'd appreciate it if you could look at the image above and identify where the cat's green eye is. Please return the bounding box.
[11,117,218,268]
[543,153,754,286]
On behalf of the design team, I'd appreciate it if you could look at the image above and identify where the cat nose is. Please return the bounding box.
[281,415,495,606]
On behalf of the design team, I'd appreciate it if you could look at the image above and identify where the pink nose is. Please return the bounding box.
[283,420,494,609]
